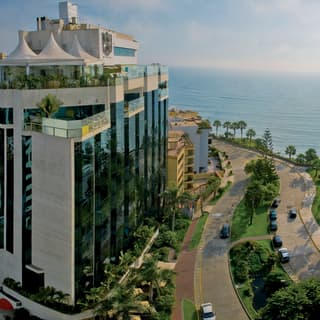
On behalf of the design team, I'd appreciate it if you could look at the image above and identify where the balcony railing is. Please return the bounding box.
[24,111,110,138]
[124,97,144,118]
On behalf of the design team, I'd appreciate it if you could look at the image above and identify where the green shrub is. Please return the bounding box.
[233,260,249,283]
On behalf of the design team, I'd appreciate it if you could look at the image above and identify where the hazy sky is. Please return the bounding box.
[2,0,320,72]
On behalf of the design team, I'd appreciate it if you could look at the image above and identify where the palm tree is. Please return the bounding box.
[223,121,231,137]
[213,120,221,136]
[285,145,296,159]
[95,283,148,320]
[208,175,221,198]
[238,120,247,139]
[137,257,171,303]
[37,93,63,118]
[230,122,239,138]
[161,187,192,231]
[246,128,256,145]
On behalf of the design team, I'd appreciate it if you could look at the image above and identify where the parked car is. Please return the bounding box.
[271,198,281,209]
[200,302,216,320]
[269,209,277,220]
[220,223,230,239]
[269,220,278,231]
[272,235,283,248]
[278,248,290,262]
[289,208,297,219]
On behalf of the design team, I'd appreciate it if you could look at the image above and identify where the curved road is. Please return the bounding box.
[194,140,320,320]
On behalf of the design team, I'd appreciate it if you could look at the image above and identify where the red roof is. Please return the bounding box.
[0,298,14,310]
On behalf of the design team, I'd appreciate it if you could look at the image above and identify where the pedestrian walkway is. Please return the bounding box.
[171,218,198,320]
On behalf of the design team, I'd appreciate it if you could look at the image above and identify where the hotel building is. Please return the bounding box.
[0,1,168,309]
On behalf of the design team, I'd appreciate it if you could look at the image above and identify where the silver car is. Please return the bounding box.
[201,302,216,320]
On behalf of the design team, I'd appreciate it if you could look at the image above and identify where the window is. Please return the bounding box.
[0,108,13,124]
[114,47,136,57]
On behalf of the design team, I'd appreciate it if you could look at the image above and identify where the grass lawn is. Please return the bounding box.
[231,200,269,241]
[308,169,320,225]
[189,213,208,250]
[182,299,198,320]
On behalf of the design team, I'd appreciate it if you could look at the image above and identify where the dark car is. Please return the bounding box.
[289,208,297,219]
[269,220,278,231]
[272,235,283,248]
[269,209,277,220]
[271,198,281,209]
[220,223,230,238]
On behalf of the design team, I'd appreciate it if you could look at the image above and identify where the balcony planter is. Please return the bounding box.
[47,80,60,89]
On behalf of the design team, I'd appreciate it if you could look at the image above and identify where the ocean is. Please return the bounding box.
[169,66,320,156]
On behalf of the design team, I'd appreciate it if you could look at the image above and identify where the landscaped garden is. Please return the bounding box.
[230,240,291,319]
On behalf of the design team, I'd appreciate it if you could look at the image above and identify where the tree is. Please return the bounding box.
[244,181,264,225]
[37,93,63,118]
[245,158,278,185]
[311,158,320,178]
[285,145,296,159]
[208,175,221,198]
[223,121,231,137]
[230,121,239,138]
[263,271,289,296]
[262,128,274,157]
[161,187,192,231]
[136,257,170,303]
[213,120,221,136]
[296,153,306,165]
[246,128,256,145]
[95,283,148,320]
[305,148,318,164]
[238,120,247,139]
[259,278,320,320]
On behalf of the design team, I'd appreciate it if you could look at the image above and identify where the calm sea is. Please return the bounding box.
[169,66,320,156]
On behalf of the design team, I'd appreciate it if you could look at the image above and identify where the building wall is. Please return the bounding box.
[0,66,168,308]
[31,133,75,302]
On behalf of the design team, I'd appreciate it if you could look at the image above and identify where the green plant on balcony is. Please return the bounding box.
[37,93,63,118]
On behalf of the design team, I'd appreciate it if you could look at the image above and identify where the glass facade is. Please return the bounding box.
[0,128,14,252]
[22,136,32,287]
[6,129,13,253]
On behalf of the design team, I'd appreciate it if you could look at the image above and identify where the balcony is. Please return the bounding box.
[124,97,144,118]
[158,88,168,100]
[24,111,110,138]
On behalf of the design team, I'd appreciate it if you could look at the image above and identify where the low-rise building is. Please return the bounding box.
[167,131,194,193]
[169,109,211,174]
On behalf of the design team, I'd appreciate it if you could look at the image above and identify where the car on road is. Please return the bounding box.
[269,220,278,231]
[271,198,281,209]
[269,209,277,220]
[200,302,216,320]
[278,248,290,263]
[220,223,230,239]
[289,208,297,219]
[272,235,283,248]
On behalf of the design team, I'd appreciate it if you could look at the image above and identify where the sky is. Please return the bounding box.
[2,0,320,72]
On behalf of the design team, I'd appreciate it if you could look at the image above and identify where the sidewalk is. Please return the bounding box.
[171,218,198,320]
